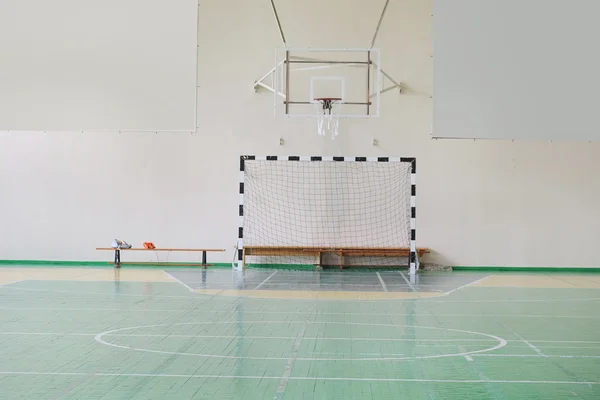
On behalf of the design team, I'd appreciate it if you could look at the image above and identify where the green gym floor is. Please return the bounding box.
[1,267,599,399]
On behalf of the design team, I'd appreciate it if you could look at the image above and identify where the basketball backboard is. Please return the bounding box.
[272,47,382,118]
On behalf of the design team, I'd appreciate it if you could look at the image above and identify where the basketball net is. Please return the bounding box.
[314,98,341,139]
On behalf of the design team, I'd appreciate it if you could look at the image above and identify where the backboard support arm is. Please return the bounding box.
[269,0,287,46]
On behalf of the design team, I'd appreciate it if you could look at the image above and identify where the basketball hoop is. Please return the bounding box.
[313,97,342,138]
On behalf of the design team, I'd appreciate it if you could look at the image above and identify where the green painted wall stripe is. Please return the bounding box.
[0,260,232,268]
[1,259,599,273]
[452,266,600,273]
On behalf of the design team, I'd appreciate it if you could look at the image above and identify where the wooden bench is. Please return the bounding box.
[241,246,430,270]
[96,247,225,268]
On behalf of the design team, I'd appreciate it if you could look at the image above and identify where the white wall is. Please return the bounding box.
[0,0,198,131]
[432,0,600,140]
[1,0,599,267]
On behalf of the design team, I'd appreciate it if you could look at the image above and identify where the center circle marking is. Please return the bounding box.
[95,321,507,361]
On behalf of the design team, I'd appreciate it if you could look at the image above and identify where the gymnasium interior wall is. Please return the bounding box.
[1,0,599,267]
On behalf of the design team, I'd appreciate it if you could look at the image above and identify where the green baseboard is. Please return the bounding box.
[2,259,598,273]
[452,266,600,273]
[0,259,232,268]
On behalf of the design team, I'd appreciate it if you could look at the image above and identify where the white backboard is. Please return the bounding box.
[274,48,381,118]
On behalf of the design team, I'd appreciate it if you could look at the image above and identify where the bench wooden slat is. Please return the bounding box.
[96,247,225,269]
[245,246,428,251]
[96,248,225,252]
[242,246,430,270]
[244,247,428,255]
[106,262,215,266]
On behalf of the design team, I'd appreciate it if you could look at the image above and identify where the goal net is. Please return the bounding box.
[237,156,416,271]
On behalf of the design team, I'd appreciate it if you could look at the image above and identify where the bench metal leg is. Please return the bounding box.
[316,252,322,271]
[114,249,121,268]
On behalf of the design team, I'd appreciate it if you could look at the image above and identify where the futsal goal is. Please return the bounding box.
[237,156,418,273]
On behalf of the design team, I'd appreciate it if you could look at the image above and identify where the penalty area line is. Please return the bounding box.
[444,275,490,296]
[163,271,194,292]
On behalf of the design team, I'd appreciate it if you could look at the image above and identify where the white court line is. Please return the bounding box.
[0,286,201,299]
[185,282,479,289]
[458,346,473,361]
[0,332,96,336]
[183,282,463,287]
[376,272,388,292]
[529,340,600,344]
[525,345,600,349]
[0,331,598,345]
[1,307,599,319]
[274,311,311,399]
[0,332,497,341]
[163,271,194,292]
[0,371,597,384]
[0,280,23,287]
[444,275,491,295]
[254,271,278,290]
[486,309,547,362]
[398,272,415,292]
[3,285,600,304]
[2,331,598,355]
[524,340,546,357]
[93,321,507,361]
[1,331,598,359]
[316,352,405,356]
[185,282,396,287]
[474,354,600,359]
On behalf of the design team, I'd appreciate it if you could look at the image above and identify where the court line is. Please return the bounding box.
[0,371,597,384]
[474,354,600,359]
[2,330,597,349]
[376,272,388,292]
[444,275,490,295]
[524,340,546,357]
[0,332,96,336]
[486,305,557,374]
[525,345,600,349]
[254,271,278,290]
[316,352,406,356]
[274,310,311,400]
[3,285,600,304]
[458,346,473,361]
[528,340,600,344]
[1,331,597,358]
[49,370,96,400]
[94,321,507,361]
[163,271,194,292]
[181,282,471,290]
[0,280,23,287]
[0,332,498,341]
[0,286,201,299]
[398,272,415,291]
[183,282,461,287]
[1,306,599,319]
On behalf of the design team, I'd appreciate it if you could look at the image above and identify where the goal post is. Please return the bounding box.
[237,155,417,273]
